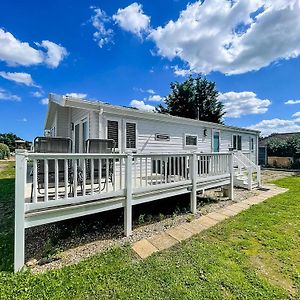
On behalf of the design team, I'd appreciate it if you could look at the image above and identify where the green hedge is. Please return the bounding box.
[0,143,10,159]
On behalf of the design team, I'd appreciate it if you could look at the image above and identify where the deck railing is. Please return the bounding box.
[14,151,234,272]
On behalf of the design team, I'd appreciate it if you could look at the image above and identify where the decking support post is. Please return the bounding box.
[257,166,261,187]
[228,153,234,200]
[124,153,133,237]
[190,152,197,214]
[248,167,252,190]
[14,151,27,272]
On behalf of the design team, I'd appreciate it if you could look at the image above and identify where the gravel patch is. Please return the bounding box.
[26,170,293,273]
[26,186,260,273]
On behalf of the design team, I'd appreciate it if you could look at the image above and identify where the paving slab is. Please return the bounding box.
[166,225,194,242]
[195,215,219,227]
[206,212,228,222]
[231,202,250,209]
[181,221,208,234]
[217,208,238,217]
[226,204,245,213]
[132,239,159,259]
[148,232,178,250]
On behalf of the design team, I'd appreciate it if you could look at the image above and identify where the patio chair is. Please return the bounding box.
[79,139,115,192]
[30,137,73,200]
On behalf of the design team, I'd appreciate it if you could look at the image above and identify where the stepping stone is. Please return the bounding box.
[195,215,219,228]
[148,232,178,251]
[232,202,250,209]
[217,208,239,217]
[181,221,207,234]
[226,204,245,213]
[166,225,193,242]
[206,212,228,222]
[132,239,158,259]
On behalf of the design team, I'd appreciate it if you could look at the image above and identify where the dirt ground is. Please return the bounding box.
[261,169,298,185]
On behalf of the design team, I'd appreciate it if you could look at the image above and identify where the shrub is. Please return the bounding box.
[0,143,10,159]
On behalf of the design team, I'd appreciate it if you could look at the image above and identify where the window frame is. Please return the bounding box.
[125,121,137,150]
[184,133,198,148]
[107,119,120,150]
[232,134,242,151]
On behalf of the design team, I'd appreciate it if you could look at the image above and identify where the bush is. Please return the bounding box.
[0,143,10,159]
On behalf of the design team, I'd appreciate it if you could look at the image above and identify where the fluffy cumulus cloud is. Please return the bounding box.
[40,98,49,105]
[130,99,155,112]
[0,87,20,101]
[31,91,43,98]
[148,94,163,102]
[0,71,36,86]
[113,3,150,37]
[248,118,300,136]
[218,91,271,118]
[0,29,67,68]
[285,99,300,105]
[149,0,300,75]
[90,7,114,48]
[65,93,87,98]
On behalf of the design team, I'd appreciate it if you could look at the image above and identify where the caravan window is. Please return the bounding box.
[185,134,197,147]
[107,120,119,148]
[233,135,242,150]
[126,122,136,149]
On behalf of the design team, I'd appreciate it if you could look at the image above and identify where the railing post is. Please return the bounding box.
[14,150,27,272]
[190,152,197,214]
[228,153,234,200]
[248,167,252,190]
[124,153,133,236]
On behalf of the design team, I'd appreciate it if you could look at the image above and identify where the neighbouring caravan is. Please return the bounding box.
[44,94,259,163]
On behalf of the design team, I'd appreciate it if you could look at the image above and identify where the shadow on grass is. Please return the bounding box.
[0,177,15,272]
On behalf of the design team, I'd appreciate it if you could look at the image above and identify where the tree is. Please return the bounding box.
[0,132,22,152]
[156,75,225,123]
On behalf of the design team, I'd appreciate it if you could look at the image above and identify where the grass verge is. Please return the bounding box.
[0,161,299,299]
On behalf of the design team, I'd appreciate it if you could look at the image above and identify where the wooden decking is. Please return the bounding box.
[15,150,259,272]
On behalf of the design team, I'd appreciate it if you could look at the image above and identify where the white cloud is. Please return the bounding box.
[0,29,67,68]
[292,111,300,117]
[0,87,20,101]
[65,93,87,98]
[0,71,36,86]
[219,91,271,118]
[285,99,300,105]
[150,0,300,75]
[248,118,300,136]
[172,65,191,77]
[19,117,27,122]
[113,3,150,37]
[40,98,49,105]
[146,89,155,94]
[130,99,155,112]
[38,40,68,68]
[31,91,43,98]
[148,94,163,102]
[90,7,114,48]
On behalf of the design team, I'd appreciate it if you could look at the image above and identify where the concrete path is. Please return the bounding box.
[132,185,288,259]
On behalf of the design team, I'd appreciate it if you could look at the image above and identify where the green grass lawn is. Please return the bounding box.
[0,161,299,299]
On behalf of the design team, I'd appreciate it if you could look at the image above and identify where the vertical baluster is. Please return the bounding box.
[140,157,143,188]
[98,159,102,193]
[83,159,86,196]
[145,157,148,187]
[165,157,168,183]
[64,159,68,199]
[106,158,109,192]
[54,159,59,200]
[120,157,123,190]
[32,159,37,203]
[44,159,48,202]
[160,157,163,184]
[134,157,137,188]
[91,159,94,195]
[155,158,158,185]
[74,159,77,197]
[113,158,116,192]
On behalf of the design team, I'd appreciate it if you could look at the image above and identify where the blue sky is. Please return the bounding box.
[1,0,300,141]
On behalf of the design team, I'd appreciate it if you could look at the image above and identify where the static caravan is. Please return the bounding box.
[14,94,262,272]
[44,94,259,163]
